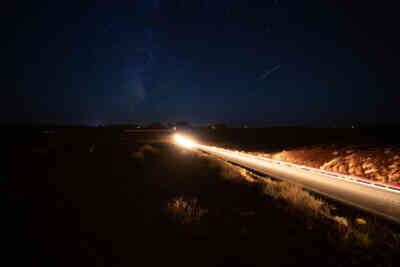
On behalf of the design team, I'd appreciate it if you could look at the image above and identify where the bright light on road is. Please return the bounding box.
[202,144,400,222]
[174,134,198,148]
[173,135,400,223]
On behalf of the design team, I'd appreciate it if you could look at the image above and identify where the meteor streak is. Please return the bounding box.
[258,64,281,80]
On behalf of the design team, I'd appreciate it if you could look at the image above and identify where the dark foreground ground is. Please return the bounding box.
[4,127,400,266]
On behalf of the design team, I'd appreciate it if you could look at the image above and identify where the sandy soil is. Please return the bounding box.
[250,145,400,186]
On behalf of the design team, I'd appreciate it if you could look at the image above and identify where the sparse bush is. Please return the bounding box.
[333,216,348,227]
[166,197,207,225]
[238,168,257,183]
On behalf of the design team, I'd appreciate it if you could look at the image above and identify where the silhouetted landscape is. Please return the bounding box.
[5,126,400,266]
[5,1,400,265]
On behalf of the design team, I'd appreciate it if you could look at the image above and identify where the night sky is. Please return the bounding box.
[3,1,399,126]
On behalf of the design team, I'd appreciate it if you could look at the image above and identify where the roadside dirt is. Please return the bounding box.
[250,145,400,186]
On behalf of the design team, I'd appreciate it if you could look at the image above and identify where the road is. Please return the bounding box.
[174,134,400,224]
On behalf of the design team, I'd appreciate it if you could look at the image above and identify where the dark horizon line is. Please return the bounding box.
[2,120,400,129]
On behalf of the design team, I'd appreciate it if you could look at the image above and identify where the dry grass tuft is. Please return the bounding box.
[261,178,331,218]
[239,168,257,183]
[166,197,207,225]
[333,216,349,227]
[234,165,396,250]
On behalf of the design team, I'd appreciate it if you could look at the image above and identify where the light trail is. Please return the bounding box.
[174,134,198,148]
[173,134,400,223]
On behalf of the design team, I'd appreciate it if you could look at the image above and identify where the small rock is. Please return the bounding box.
[389,173,400,181]
[364,169,375,174]
[354,166,364,176]
[375,175,385,182]
[338,165,346,173]
[362,162,374,170]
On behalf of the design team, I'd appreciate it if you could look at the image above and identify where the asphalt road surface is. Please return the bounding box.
[198,145,400,223]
